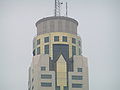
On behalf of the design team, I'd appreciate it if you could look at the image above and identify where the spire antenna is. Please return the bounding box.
[66,2,68,17]
[55,0,63,16]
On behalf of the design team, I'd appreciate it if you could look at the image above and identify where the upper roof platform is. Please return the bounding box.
[36,16,78,35]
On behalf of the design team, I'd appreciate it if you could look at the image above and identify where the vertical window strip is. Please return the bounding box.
[72,46,76,56]
[62,36,67,42]
[37,39,40,45]
[44,37,49,43]
[37,47,40,55]
[45,45,49,54]
[72,38,76,44]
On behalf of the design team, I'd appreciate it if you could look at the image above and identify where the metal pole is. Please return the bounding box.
[55,0,56,16]
[66,2,68,17]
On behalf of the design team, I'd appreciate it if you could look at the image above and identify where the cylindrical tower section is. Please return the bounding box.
[36,16,78,35]
[33,16,82,59]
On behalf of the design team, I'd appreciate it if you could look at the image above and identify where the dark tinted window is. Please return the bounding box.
[79,48,81,55]
[72,38,76,44]
[37,39,40,45]
[37,47,40,55]
[72,84,83,88]
[41,74,52,79]
[78,41,81,46]
[53,44,69,61]
[32,86,34,90]
[72,46,76,56]
[44,37,49,43]
[78,68,82,72]
[64,86,68,90]
[72,76,83,80]
[56,86,60,90]
[33,49,35,56]
[54,36,59,41]
[41,66,46,71]
[32,78,34,82]
[62,36,67,42]
[41,82,52,87]
[45,45,49,54]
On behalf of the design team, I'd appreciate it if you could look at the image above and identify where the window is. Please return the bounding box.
[62,36,67,42]
[72,76,83,80]
[37,47,40,55]
[33,49,35,56]
[54,36,59,41]
[53,44,69,61]
[44,37,49,43]
[72,46,76,56]
[72,84,83,88]
[32,86,34,90]
[41,74,52,79]
[56,86,60,90]
[32,78,34,82]
[37,39,40,45]
[64,86,68,90]
[41,66,46,71]
[45,45,49,54]
[72,38,76,44]
[79,48,81,55]
[78,41,81,46]
[41,82,52,87]
[78,68,82,72]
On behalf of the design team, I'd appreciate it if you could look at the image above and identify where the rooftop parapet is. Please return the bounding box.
[36,16,78,35]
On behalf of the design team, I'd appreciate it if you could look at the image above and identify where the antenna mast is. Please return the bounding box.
[55,0,63,16]
[66,2,68,17]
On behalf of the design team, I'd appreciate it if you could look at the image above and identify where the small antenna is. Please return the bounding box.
[55,0,56,16]
[66,2,68,17]
[55,0,63,16]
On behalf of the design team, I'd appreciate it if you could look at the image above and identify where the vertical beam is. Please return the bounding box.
[55,0,57,16]
[54,0,63,16]
[66,2,68,17]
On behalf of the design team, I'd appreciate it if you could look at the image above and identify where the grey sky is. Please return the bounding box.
[0,0,120,90]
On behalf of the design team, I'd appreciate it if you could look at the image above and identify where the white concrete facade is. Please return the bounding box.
[28,55,89,90]
[28,54,55,90]
[68,56,89,90]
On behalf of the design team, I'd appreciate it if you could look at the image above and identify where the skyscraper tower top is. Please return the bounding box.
[28,1,89,90]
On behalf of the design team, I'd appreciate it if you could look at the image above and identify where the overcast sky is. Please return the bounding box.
[0,0,120,90]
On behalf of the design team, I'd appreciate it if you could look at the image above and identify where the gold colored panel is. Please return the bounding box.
[56,55,67,89]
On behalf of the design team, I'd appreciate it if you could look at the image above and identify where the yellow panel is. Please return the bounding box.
[56,55,67,89]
